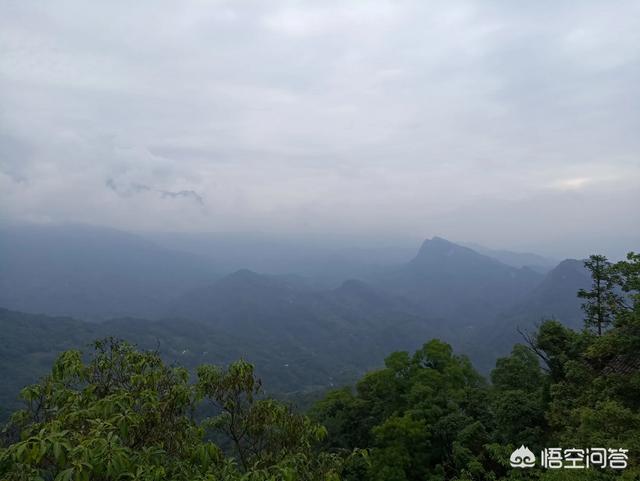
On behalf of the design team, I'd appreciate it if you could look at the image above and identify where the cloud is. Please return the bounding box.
[106,178,204,206]
[0,134,32,182]
[0,0,638,256]
[263,3,398,37]
[106,178,152,196]
[550,177,592,191]
[159,189,204,206]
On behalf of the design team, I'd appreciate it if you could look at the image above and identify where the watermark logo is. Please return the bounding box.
[510,446,629,469]
[510,445,536,468]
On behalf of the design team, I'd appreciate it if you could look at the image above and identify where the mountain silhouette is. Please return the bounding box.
[0,224,220,320]
[371,237,543,324]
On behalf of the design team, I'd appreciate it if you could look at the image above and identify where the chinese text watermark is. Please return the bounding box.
[510,445,629,469]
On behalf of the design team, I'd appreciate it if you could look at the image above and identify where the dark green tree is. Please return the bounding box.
[312,252,640,480]
[490,344,547,448]
[578,255,622,335]
[0,339,345,481]
[197,360,330,473]
[312,340,493,481]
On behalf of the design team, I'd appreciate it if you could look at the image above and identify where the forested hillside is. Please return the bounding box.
[310,252,640,480]
[0,302,435,421]
[0,224,601,423]
[0,254,589,421]
[2,252,638,480]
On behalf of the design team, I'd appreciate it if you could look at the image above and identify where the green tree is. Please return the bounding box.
[313,252,640,480]
[490,345,547,447]
[313,340,492,481]
[0,339,344,481]
[578,255,622,335]
[197,360,330,473]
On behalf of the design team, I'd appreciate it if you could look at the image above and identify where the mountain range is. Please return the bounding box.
[0,223,595,419]
[0,224,220,320]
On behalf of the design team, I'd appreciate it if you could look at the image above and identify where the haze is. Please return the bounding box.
[1,0,639,259]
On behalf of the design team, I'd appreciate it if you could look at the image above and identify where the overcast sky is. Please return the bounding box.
[1,0,638,258]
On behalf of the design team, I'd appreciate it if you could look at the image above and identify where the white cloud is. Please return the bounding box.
[0,0,638,255]
[263,2,399,36]
[550,177,592,191]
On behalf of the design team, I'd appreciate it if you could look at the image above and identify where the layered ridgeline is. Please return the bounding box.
[0,308,249,421]
[309,252,640,480]
[370,236,544,323]
[0,223,595,418]
[167,270,433,363]
[0,224,220,320]
[458,240,558,273]
[484,259,592,360]
[1,253,639,481]
[0,224,587,333]
[0,280,436,421]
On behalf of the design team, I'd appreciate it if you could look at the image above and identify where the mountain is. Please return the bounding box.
[371,237,544,324]
[168,268,437,340]
[0,305,383,421]
[145,231,414,287]
[0,225,551,328]
[505,259,590,329]
[0,224,221,320]
[0,231,597,421]
[458,241,558,273]
[0,308,94,420]
[0,224,596,404]
[480,259,591,367]
[166,241,552,379]
[0,307,268,419]
[0,285,438,421]
[168,269,440,378]
[168,269,321,336]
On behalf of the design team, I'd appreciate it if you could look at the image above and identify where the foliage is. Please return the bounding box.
[0,339,345,481]
[312,253,640,480]
[2,251,639,480]
[578,255,623,336]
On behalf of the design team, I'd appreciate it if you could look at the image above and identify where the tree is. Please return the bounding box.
[490,345,547,447]
[313,340,492,481]
[0,339,345,481]
[578,255,622,335]
[196,360,329,472]
[312,254,640,480]
[613,252,640,313]
[0,339,216,480]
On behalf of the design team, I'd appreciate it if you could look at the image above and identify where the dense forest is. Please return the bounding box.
[1,252,638,480]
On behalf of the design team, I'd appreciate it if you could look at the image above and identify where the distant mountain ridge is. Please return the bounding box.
[166,236,588,374]
[0,224,221,320]
[503,258,590,329]
[458,240,558,272]
[371,236,544,323]
[475,258,591,369]
[168,269,437,366]
[0,224,605,422]
[0,223,596,383]
[145,231,412,287]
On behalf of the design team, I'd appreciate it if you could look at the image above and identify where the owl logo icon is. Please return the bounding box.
[510,445,536,468]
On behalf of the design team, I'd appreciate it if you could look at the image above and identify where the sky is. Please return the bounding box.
[0,0,639,258]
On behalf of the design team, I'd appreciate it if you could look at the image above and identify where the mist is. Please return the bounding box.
[1,0,639,259]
